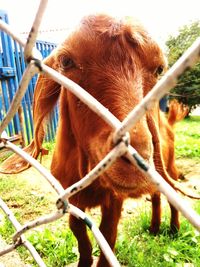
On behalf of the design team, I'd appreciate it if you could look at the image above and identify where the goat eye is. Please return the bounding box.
[155,65,164,76]
[59,55,75,70]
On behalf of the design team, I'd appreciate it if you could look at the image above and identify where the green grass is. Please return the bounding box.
[27,227,78,266]
[0,176,51,224]
[43,141,56,152]
[1,199,200,267]
[175,116,200,159]
[116,204,200,267]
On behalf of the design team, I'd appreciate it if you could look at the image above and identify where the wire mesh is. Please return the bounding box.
[0,0,200,266]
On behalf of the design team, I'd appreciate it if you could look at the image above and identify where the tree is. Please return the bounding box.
[166,21,200,112]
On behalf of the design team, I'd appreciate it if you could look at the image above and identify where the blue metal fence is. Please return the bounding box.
[0,10,58,144]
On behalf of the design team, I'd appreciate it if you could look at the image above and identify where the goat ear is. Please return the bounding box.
[0,53,61,174]
[168,99,189,125]
[124,18,152,54]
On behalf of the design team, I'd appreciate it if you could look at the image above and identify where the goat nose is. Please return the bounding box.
[129,126,153,162]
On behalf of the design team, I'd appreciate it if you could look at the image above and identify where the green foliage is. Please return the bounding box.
[166,21,200,64]
[175,116,200,158]
[166,21,200,111]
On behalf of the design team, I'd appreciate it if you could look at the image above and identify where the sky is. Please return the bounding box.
[1,0,200,48]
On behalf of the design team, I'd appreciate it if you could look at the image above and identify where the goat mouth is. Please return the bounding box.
[109,178,137,195]
[108,176,156,198]
[110,180,136,194]
[100,170,135,194]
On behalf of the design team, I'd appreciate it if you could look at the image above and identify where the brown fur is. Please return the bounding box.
[1,15,173,266]
[150,100,188,234]
[168,99,189,125]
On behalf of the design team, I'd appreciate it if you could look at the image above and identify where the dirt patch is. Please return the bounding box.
[176,158,200,195]
[176,158,200,178]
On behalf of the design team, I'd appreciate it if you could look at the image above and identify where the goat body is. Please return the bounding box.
[1,15,173,266]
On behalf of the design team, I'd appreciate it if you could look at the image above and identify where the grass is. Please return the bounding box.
[0,175,52,223]
[0,116,199,266]
[116,203,200,267]
[175,116,200,159]
[27,227,78,266]
[1,198,200,266]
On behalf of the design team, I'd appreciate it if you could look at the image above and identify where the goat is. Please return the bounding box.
[1,15,191,266]
[150,99,189,234]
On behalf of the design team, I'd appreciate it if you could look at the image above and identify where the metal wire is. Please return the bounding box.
[0,0,200,266]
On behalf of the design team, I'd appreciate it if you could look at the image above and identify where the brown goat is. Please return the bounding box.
[1,15,178,266]
[150,99,189,234]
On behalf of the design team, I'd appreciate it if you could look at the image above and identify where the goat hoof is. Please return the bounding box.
[77,257,93,267]
[149,226,160,235]
[170,225,180,235]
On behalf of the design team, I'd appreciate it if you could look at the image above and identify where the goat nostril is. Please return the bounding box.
[121,155,132,165]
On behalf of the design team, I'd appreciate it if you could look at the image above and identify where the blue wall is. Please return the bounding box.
[0,10,58,144]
